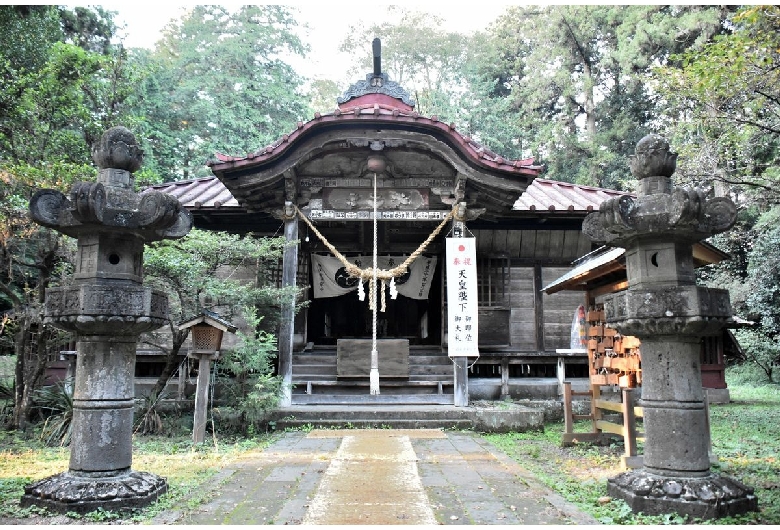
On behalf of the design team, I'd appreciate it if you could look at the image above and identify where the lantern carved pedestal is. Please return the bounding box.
[583,135,757,519]
[23,127,192,514]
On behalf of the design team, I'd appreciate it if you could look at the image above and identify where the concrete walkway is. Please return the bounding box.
[162,429,598,525]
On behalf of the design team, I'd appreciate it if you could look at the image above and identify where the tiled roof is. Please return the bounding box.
[513,178,629,213]
[146,175,630,214]
[145,177,239,209]
[206,102,542,178]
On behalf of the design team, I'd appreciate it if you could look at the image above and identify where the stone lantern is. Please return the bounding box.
[23,126,192,514]
[582,135,757,518]
[178,309,236,444]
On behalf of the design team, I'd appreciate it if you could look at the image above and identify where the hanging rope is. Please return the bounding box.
[370,172,380,395]
[294,204,456,287]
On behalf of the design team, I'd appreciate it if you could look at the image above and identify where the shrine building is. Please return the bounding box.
[147,41,731,406]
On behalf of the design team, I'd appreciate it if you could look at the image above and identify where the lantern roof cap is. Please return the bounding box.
[178,309,237,333]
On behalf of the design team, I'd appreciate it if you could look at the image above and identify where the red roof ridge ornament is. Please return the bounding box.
[336,38,416,111]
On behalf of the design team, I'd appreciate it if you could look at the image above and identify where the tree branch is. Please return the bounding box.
[0,281,23,307]
[754,89,780,109]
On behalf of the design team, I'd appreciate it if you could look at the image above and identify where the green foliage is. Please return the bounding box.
[134,388,169,435]
[128,5,311,180]
[733,330,779,383]
[143,229,288,322]
[657,6,780,202]
[218,306,284,428]
[484,376,780,524]
[477,5,724,188]
[58,6,116,55]
[32,380,73,447]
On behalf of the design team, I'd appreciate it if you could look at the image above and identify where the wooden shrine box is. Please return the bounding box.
[337,339,409,378]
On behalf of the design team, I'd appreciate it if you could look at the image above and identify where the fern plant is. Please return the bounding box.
[33,379,73,447]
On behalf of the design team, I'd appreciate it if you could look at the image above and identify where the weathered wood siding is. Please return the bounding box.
[473,228,593,352]
[472,229,592,259]
[542,267,586,351]
[509,267,535,350]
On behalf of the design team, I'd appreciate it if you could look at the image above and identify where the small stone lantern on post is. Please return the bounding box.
[178,309,236,444]
[583,135,757,519]
[24,126,192,514]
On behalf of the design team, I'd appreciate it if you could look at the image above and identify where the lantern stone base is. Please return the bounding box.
[21,470,167,515]
[608,469,757,519]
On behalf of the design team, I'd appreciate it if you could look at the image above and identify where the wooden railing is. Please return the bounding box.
[562,382,716,470]
[561,382,644,470]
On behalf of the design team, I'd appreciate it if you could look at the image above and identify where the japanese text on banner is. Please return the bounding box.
[446,238,479,357]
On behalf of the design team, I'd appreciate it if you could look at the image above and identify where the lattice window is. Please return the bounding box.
[477,257,510,308]
[191,325,223,352]
[267,254,310,290]
[24,326,74,364]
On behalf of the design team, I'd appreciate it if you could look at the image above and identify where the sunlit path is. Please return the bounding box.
[302,430,440,525]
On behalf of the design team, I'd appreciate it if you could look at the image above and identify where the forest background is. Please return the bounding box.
[1,5,779,428]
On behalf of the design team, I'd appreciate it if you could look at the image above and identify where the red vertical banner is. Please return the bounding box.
[446,237,479,357]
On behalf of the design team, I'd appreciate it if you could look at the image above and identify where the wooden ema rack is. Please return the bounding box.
[586,307,642,388]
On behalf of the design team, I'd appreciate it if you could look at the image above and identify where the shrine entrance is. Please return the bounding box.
[206,39,541,405]
[307,274,441,346]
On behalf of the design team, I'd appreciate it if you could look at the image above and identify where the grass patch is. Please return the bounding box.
[0,430,279,523]
[483,374,780,525]
[1,366,777,524]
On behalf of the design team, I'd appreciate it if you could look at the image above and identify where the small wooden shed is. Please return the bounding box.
[542,244,739,403]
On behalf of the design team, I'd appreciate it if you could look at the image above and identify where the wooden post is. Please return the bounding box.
[278,202,298,407]
[192,355,212,444]
[622,388,638,458]
[500,357,510,399]
[591,383,602,434]
[563,381,574,435]
[556,356,566,396]
[533,264,545,352]
[452,204,469,407]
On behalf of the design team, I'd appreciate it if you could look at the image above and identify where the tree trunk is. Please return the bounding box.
[12,323,49,431]
[12,323,29,431]
[148,328,188,399]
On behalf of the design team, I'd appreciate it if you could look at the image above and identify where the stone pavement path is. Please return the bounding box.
[165,429,598,525]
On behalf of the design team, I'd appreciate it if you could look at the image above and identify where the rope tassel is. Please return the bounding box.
[389,276,398,300]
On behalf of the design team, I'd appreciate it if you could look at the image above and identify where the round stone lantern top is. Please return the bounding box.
[92,126,143,173]
[629,134,678,181]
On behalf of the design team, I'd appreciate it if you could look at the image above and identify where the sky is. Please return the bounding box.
[103,2,512,81]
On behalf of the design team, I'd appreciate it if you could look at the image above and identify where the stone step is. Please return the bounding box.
[290,394,455,406]
[264,403,547,433]
[272,417,473,430]
[292,380,453,396]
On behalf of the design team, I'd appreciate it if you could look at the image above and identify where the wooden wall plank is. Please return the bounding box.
[560,230,581,261]
[535,230,551,259]
[578,230,595,256]
[541,266,587,351]
[493,229,508,255]
[548,230,566,260]
[519,230,536,258]
[507,230,523,258]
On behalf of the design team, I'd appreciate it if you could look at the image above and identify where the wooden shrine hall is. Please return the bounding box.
[148,41,726,406]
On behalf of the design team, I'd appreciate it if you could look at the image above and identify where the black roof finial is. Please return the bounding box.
[372,38,381,76]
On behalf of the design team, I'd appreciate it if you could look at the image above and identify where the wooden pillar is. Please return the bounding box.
[556,356,566,396]
[192,354,213,444]
[177,360,186,401]
[533,264,545,352]
[500,357,510,399]
[279,202,298,407]
[452,204,469,407]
